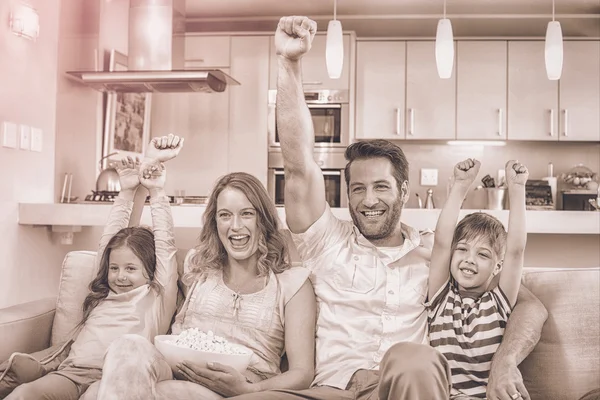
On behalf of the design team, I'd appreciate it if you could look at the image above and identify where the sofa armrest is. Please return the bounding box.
[0,297,56,362]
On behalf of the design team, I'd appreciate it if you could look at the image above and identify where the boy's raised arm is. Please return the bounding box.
[428,159,480,300]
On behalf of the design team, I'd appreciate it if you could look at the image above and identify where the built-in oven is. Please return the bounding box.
[268,89,350,148]
[267,150,348,208]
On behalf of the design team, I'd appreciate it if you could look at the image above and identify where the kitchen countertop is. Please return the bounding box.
[18,203,600,235]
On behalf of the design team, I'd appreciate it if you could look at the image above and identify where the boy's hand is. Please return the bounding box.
[145,134,184,163]
[114,156,141,191]
[506,160,529,186]
[274,16,317,61]
[140,161,166,190]
[454,158,481,187]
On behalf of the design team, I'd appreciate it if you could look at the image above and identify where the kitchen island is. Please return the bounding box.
[18,203,600,235]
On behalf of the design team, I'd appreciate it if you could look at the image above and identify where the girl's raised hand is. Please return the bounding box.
[145,134,184,163]
[139,161,166,190]
[114,156,141,191]
[506,160,529,187]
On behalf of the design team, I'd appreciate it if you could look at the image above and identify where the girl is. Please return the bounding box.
[427,159,529,399]
[95,172,317,399]
[6,135,183,400]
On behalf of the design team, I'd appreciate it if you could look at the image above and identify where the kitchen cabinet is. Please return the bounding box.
[406,41,456,140]
[507,41,559,141]
[184,35,230,67]
[355,41,406,139]
[559,41,600,141]
[456,41,507,140]
[269,33,352,90]
[229,36,270,186]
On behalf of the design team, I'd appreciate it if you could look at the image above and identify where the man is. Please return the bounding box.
[236,15,548,400]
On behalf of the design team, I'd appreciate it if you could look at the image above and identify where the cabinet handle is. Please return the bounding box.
[549,109,554,136]
[302,81,323,86]
[408,108,415,136]
[395,108,401,135]
[497,109,504,136]
[563,109,569,137]
[186,58,205,63]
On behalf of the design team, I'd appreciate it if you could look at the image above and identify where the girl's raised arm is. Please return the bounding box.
[94,157,141,272]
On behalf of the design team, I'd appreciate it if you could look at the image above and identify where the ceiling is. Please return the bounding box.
[184,0,600,38]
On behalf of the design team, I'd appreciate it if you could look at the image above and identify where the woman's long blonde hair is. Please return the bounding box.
[184,172,291,286]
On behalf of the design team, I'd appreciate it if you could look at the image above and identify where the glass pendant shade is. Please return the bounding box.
[435,18,454,79]
[326,20,344,79]
[545,20,563,80]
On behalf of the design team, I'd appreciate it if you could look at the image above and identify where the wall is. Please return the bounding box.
[0,0,67,308]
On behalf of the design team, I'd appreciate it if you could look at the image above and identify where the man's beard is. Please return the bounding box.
[349,198,403,241]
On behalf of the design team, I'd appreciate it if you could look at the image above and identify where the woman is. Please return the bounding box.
[88,172,316,399]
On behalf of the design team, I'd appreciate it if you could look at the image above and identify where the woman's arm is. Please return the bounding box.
[499,161,529,306]
[252,280,316,391]
[428,159,480,300]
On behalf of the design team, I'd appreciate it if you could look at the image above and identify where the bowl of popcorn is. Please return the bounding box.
[155,329,253,373]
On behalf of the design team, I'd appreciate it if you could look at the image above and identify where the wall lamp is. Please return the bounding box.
[9,3,40,41]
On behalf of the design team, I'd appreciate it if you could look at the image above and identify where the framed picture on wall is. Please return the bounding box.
[102,49,152,162]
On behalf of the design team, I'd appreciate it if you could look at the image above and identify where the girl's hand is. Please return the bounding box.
[176,361,256,397]
[139,161,166,190]
[506,160,529,187]
[114,156,141,191]
[454,158,481,187]
[145,134,184,163]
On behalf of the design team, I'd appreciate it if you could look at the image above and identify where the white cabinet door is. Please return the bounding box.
[184,35,231,67]
[229,36,270,186]
[356,41,406,139]
[269,34,352,90]
[507,41,559,141]
[406,41,456,140]
[559,41,600,141]
[456,41,507,140]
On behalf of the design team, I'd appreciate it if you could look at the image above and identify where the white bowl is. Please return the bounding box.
[154,335,253,373]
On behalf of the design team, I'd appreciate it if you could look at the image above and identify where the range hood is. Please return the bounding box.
[66,0,239,93]
[66,69,238,93]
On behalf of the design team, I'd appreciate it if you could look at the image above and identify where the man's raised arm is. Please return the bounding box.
[275,16,326,233]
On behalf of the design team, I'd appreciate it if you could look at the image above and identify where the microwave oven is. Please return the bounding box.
[267,89,350,149]
[267,150,348,208]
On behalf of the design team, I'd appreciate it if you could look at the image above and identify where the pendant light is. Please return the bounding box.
[545,0,563,80]
[326,0,344,79]
[435,0,454,79]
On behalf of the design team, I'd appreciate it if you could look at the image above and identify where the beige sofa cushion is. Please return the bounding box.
[520,268,600,400]
[51,251,98,345]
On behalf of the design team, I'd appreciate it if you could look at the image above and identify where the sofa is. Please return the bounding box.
[1,250,599,400]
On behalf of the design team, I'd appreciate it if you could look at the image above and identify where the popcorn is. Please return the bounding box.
[168,328,250,355]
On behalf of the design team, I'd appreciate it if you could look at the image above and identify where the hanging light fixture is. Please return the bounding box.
[435,0,454,79]
[326,0,344,79]
[545,0,563,80]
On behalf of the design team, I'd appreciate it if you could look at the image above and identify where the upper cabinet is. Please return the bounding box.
[184,35,231,67]
[269,34,352,90]
[559,41,600,141]
[355,41,406,139]
[456,41,508,140]
[507,41,559,141]
[406,41,456,140]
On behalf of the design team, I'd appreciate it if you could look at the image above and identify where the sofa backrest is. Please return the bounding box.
[518,267,600,400]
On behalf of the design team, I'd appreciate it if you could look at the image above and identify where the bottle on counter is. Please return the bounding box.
[542,162,557,209]
[425,188,435,209]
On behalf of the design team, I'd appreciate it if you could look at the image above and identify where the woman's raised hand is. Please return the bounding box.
[145,134,184,163]
[114,156,141,191]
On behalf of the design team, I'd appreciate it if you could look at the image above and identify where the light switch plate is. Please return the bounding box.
[30,127,43,152]
[2,121,18,148]
[420,168,438,186]
[19,124,31,150]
